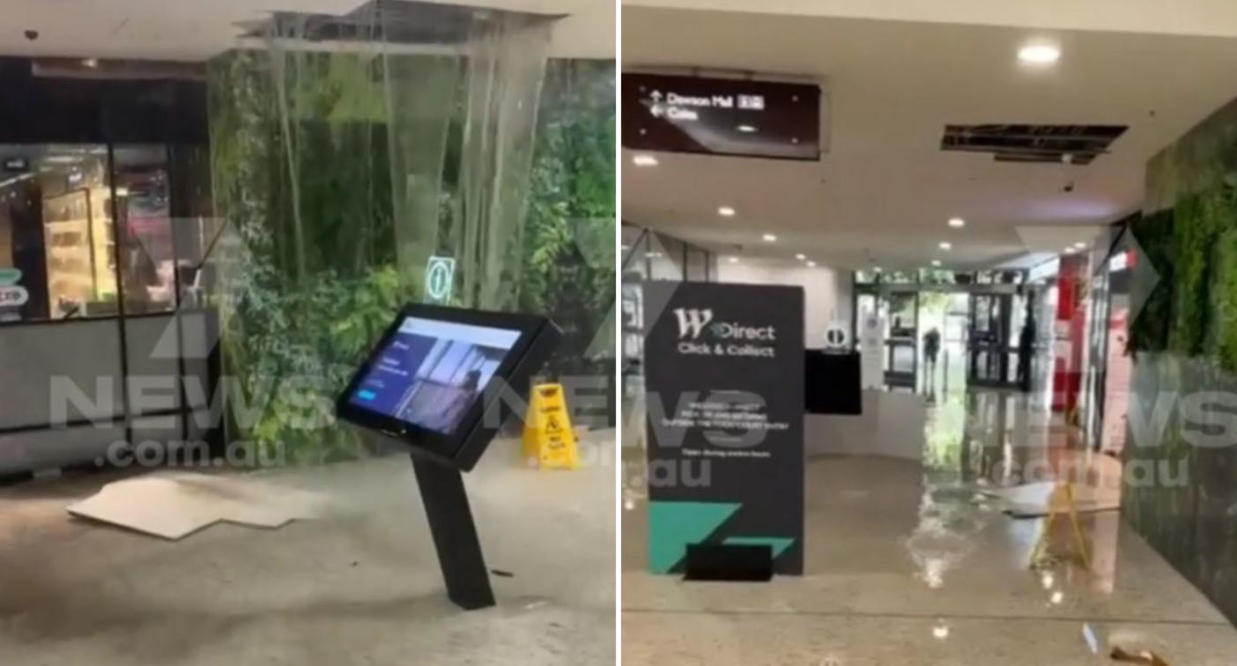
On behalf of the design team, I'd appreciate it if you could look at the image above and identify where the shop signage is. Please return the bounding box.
[622,73,822,161]
[822,323,850,350]
[0,269,28,314]
[424,255,455,304]
[0,286,27,307]
[643,281,804,575]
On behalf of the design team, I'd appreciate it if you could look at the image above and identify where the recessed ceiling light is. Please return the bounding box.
[632,154,658,167]
[1073,241,1087,249]
[727,255,740,264]
[718,206,736,217]
[82,58,99,69]
[1063,246,1076,254]
[874,266,883,273]
[645,251,663,258]
[1018,43,1061,65]
[795,253,806,260]
[939,242,952,250]
[948,217,966,228]
[806,260,817,267]
[762,233,777,242]
[931,259,942,267]
[736,124,758,133]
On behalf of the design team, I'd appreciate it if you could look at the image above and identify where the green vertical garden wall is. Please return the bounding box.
[207,49,615,464]
[1125,95,1237,624]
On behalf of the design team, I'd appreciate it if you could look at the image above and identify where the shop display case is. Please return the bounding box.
[41,186,116,317]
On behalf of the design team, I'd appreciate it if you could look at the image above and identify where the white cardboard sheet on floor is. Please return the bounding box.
[67,472,329,540]
[979,481,1120,518]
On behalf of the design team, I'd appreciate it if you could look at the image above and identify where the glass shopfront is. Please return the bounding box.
[0,144,212,324]
[0,57,216,475]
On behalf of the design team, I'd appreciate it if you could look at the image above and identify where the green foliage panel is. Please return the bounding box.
[208,51,615,463]
[1127,92,1237,625]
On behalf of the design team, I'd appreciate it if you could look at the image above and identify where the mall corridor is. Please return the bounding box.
[621,386,1237,664]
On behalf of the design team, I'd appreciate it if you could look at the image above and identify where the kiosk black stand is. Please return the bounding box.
[336,304,561,611]
[410,453,495,609]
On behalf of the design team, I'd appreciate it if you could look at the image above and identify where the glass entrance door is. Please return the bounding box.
[968,293,1013,387]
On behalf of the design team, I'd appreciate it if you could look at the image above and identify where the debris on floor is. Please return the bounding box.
[1110,646,1170,665]
[978,480,1120,517]
[66,471,329,540]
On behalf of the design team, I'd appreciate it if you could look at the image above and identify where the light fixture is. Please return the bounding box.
[1073,241,1087,249]
[736,124,758,133]
[632,154,658,167]
[806,260,817,268]
[948,217,966,229]
[1018,43,1061,65]
[1050,590,1064,605]
[82,58,99,69]
[939,242,952,250]
[874,266,883,273]
[795,253,806,261]
[727,255,740,264]
[762,233,777,242]
[931,259,942,267]
[645,251,663,259]
[1063,246,1076,254]
[718,206,736,217]
[932,623,950,640]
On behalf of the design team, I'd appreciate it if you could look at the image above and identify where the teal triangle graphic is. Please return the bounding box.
[722,536,796,559]
[648,501,741,574]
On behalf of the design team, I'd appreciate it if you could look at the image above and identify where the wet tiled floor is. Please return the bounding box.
[622,388,1237,664]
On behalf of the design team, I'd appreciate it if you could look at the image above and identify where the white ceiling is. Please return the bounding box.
[622,0,1237,39]
[0,0,613,60]
[621,7,1237,270]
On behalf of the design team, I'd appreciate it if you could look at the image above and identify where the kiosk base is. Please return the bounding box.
[411,454,496,610]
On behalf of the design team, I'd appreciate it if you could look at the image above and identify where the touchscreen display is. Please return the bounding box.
[347,317,522,435]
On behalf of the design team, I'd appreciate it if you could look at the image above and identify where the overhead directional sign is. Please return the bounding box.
[622,73,822,161]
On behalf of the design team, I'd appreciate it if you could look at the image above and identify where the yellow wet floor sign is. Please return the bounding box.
[522,383,578,469]
[1029,481,1091,569]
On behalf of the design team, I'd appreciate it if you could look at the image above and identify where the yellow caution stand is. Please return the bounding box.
[522,383,578,470]
[1029,481,1091,569]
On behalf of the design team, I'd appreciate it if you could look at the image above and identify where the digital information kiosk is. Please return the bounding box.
[336,304,560,610]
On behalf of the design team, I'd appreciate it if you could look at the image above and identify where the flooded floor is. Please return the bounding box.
[0,433,616,666]
[622,389,1237,664]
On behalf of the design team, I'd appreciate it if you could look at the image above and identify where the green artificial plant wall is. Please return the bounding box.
[209,49,417,464]
[520,59,617,383]
[207,51,617,462]
[1125,93,1237,625]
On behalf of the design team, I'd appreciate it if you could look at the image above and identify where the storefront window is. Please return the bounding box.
[113,145,175,314]
[0,144,115,321]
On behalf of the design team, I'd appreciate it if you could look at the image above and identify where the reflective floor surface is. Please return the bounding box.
[621,388,1237,664]
[0,432,616,666]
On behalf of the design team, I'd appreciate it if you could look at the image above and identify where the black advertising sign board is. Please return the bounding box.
[622,73,821,161]
[643,281,805,575]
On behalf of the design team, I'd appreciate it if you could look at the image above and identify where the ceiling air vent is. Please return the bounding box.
[941,124,1128,165]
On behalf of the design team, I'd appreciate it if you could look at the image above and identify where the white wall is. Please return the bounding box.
[717,260,852,345]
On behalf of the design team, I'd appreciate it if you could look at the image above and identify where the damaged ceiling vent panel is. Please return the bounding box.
[941,124,1128,165]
